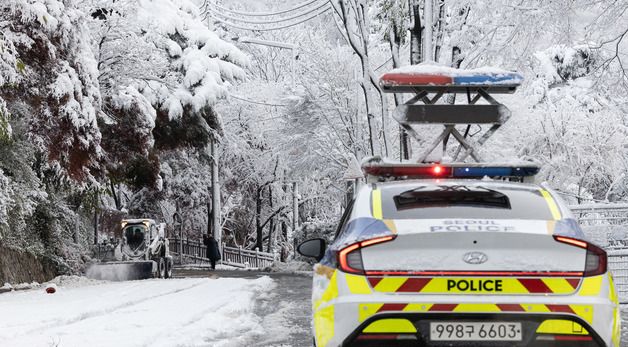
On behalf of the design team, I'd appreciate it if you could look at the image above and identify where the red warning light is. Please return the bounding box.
[433,165,443,175]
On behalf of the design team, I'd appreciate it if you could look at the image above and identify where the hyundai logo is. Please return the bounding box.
[463,252,488,265]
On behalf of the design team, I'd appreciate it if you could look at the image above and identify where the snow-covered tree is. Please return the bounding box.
[82,0,248,218]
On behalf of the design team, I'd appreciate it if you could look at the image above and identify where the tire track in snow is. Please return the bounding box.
[138,276,275,347]
[18,280,206,337]
[138,297,235,347]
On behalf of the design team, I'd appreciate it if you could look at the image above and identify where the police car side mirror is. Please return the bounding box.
[297,238,326,262]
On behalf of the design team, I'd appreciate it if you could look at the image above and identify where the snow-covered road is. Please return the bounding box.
[0,274,294,347]
[3,270,628,347]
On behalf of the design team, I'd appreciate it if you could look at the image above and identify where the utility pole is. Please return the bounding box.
[210,138,221,252]
[291,181,299,252]
[424,0,434,61]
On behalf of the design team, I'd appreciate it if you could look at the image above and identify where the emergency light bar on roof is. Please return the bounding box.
[380,64,523,94]
[362,162,540,181]
[378,63,524,163]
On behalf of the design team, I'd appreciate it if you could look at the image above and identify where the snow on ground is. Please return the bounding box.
[264,260,313,275]
[175,263,240,271]
[0,276,275,347]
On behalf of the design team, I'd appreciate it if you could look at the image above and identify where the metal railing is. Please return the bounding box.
[570,204,628,303]
[170,238,275,269]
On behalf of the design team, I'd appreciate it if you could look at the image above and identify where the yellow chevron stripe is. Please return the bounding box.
[453,303,501,313]
[371,189,383,219]
[541,189,561,220]
[522,304,552,313]
[609,273,619,304]
[403,303,433,312]
[346,274,372,294]
[363,319,417,333]
[569,305,594,324]
[612,307,621,347]
[542,278,576,294]
[359,303,384,322]
[536,319,589,335]
[314,305,334,347]
[358,302,595,329]
[374,277,406,292]
[579,276,603,296]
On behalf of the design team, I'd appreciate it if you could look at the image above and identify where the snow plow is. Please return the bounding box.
[87,219,174,281]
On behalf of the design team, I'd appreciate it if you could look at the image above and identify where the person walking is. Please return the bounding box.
[203,233,221,270]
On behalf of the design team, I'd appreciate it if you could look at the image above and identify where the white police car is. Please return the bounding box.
[298,164,620,347]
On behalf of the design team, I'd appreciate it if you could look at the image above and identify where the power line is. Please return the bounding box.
[229,93,290,107]
[207,4,332,31]
[205,0,328,25]
[208,0,322,17]
[554,190,609,203]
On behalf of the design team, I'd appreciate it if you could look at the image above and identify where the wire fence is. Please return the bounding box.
[571,204,628,303]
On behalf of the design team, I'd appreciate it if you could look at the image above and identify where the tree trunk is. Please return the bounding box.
[292,181,299,235]
[336,0,385,157]
[355,2,389,157]
[410,0,423,64]
[434,0,447,62]
[361,82,376,156]
[267,186,274,253]
[255,186,263,251]
[93,190,99,245]
[109,179,121,210]
[389,25,410,160]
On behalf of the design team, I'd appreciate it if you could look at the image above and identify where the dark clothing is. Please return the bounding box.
[203,235,221,269]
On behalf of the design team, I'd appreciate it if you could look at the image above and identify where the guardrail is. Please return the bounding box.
[170,238,275,269]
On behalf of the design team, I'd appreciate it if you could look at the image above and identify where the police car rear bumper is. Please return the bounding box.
[320,293,616,347]
[343,312,604,347]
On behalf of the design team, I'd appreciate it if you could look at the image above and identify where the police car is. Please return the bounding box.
[298,164,620,347]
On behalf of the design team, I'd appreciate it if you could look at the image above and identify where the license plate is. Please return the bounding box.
[430,322,522,341]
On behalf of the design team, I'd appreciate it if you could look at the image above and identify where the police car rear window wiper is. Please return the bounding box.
[394,186,511,210]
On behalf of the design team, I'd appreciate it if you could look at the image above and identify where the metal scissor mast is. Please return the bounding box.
[380,68,523,163]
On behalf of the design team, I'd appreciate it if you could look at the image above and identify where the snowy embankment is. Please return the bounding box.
[0,276,275,347]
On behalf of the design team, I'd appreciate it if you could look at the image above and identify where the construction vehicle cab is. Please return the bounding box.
[88,219,174,281]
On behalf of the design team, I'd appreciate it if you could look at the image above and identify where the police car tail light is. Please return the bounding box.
[554,236,607,277]
[338,236,396,274]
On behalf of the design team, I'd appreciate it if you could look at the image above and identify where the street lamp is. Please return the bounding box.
[232,36,299,88]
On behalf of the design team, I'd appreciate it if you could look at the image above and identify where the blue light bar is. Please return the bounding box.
[452,166,538,177]
[453,73,523,86]
[363,163,540,179]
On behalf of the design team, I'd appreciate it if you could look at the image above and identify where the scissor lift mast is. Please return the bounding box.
[363,64,537,182]
[380,66,524,163]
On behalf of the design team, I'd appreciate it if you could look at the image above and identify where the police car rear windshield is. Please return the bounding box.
[381,184,555,220]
